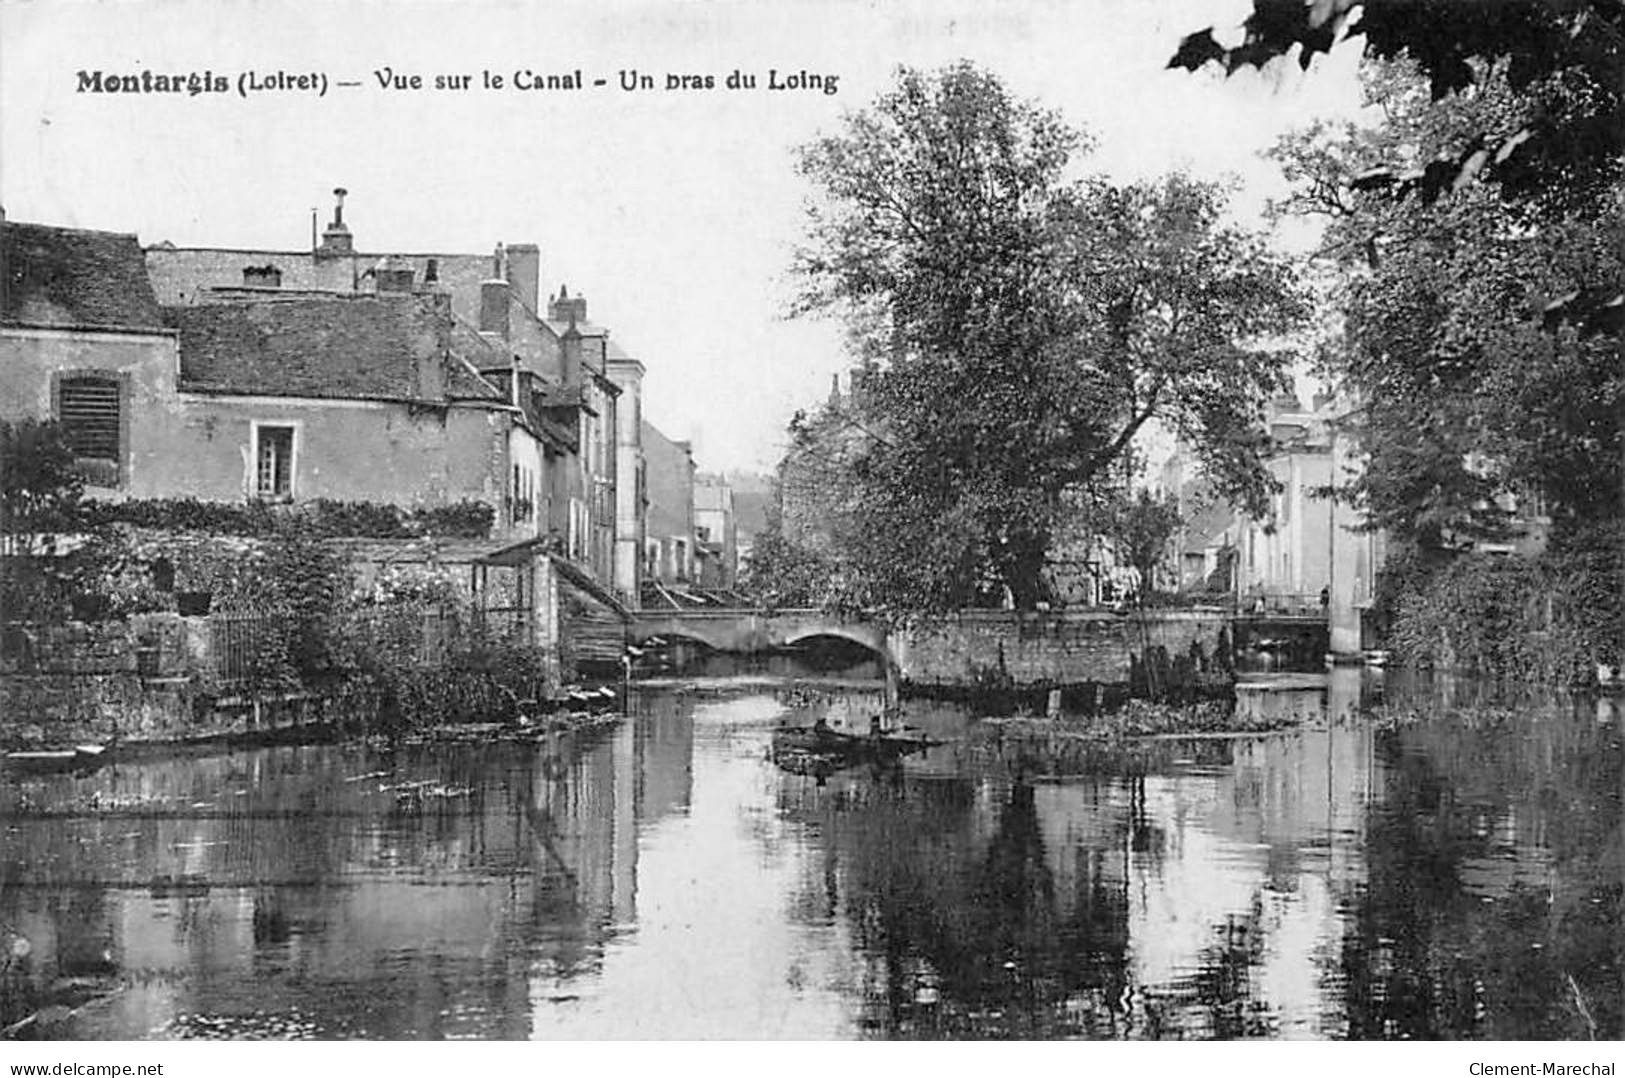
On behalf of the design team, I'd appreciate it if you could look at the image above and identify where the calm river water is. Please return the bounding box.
[0,670,1618,1040]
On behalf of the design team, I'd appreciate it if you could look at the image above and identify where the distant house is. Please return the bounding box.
[1229,394,1341,613]
[640,420,696,605]
[727,473,773,573]
[1179,390,1387,653]
[1153,456,1238,594]
[693,474,737,590]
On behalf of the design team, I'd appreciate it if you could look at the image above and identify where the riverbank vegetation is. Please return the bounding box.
[1196,5,1622,686]
[1379,536,1623,685]
[985,698,1298,740]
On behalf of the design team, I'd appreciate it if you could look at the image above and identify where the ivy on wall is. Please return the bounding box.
[75,497,495,539]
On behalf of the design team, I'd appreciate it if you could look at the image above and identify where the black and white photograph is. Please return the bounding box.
[0,0,1620,1056]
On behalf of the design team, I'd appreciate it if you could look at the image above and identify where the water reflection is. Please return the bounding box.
[0,672,1616,1040]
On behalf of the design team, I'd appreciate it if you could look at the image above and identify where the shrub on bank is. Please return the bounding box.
[1388,546,1622,685]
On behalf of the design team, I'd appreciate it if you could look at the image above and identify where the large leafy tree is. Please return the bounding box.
[1172,1,1623,221]
[789,63,1305,613]
[1268,60,1623,552]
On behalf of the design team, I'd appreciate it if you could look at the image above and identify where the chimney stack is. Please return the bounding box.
[317,187,354,257]
[480,279,511,339]
[376,255,415,293]
[505,243,540,313]
[548,283,587,325]
[561,315,583,387]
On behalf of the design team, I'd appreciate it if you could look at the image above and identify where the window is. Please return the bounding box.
[254,424,295,500]
[56,374,123,485]
[568,497,587,561]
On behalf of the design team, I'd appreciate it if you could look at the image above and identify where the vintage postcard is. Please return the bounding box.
[0,0,1618,1060]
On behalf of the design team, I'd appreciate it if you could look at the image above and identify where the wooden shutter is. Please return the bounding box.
[58,377,121,460]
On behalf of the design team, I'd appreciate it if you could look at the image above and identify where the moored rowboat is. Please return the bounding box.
[4,744,113,774]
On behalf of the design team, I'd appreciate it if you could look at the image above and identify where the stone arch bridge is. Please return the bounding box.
[630,608,891,664]
[630,605,1243,702]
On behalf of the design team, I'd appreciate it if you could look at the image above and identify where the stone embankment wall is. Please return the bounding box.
[0,613,312,748]
[893,609,1231,693]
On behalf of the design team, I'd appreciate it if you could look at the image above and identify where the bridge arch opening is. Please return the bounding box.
[780,632,888,680]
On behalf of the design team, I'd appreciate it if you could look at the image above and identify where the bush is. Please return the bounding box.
[329,568,549,730]
[1388,546,1623,685]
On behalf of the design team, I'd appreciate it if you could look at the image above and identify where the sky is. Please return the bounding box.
[1,0,1366,475]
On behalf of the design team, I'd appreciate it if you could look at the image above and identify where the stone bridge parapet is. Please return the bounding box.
[630,607,1238,692]
[631,608,887,659]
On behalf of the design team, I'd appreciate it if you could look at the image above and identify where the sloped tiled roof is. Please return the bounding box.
[1181,500,1237,554]
[544,318,608,338]
[168,294,501,402]
[3,221,165,329]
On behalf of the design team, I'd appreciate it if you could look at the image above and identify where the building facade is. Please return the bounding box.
[693,474,737,590]
[639,419,695,602]
[2,202,645,682]
[1,217,181,498]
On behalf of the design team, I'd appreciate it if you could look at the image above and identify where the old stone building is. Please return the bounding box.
[2,202,641,682]
[1,214,181,496]
[144,189,638,600]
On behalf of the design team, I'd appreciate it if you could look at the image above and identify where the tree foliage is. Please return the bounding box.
[1172,1,1623,218]
[1,420,90,627]
[788,63,1305,613]
[1109,489,1184,590]
[1269,60,1623,552]
[0,419,84,541]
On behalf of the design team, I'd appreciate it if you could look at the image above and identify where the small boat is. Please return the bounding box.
[4,743,113,775]
[769,723,939,774]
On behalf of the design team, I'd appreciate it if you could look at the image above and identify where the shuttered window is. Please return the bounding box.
[58,376,121,461]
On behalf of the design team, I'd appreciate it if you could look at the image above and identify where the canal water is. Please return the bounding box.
[0,670,1618,1040]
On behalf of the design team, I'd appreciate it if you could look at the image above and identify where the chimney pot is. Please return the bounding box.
[548,284,588,325]
[318,186,354,257]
